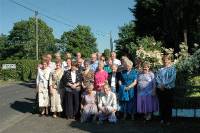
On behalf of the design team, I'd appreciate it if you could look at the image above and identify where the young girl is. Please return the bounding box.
[80,84,98,123]
[49,62,64,118]
[36,61,51,116]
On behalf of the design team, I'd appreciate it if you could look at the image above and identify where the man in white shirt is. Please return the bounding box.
[98,84,117,123]
[111,52,121,66]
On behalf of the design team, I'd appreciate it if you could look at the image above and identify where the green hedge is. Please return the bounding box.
[0,60,39,81]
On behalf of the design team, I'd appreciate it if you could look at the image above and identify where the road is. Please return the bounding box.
[0,83,200,133]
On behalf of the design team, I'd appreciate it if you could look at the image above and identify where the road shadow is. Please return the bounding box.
[69,118,200,133]
[10,98,35,114]
[19,80,36,89]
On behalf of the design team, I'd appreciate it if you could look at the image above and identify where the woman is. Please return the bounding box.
[80,84,98,123]
[82,60,94,91]
[94,61,108,92]
[137,62,158,121]
[36,61,51,116]
[61,62,82,119]
[118,59,137,120]
[156,54,176,125]
[49,62,64,118]
[108,64,120,94]
[104,57,112,73]
[98,84,117,124]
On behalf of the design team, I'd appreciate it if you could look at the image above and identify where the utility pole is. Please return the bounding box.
[110,31,113,52]
[35,11,39,60]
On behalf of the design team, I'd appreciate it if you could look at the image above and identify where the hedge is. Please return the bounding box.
[0,60,39,81]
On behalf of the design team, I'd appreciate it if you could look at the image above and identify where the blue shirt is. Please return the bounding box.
[90,60,98,72]
[156,65,176,89]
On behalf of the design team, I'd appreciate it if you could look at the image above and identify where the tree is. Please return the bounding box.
[60,25,98,58]
[102,49,111,60]
[7,17,55,59]
[0,34,8,59]
[132,0,200,53]
[115,22,137,60]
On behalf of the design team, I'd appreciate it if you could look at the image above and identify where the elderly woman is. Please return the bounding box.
[94,61,108,92]
[49,62,64,118]
[118,59,137,120]
[80,84,98,123]
[60,62,82,119]
[36,61,51,116]
[98,84,117,124]
[137,62,158,121]
[82,60,94,91]
[108,64,120,94]
[156,54,176,125]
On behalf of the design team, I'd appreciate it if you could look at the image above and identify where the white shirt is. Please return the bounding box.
[71,71,76,83]
[98,91,117,111]
[113,59,121,66]
[111,74,116,87]
[48,62,56,72]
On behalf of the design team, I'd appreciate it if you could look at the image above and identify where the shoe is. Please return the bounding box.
[131,114,135,121]
[53,114,57,118]
[145,114,151,121]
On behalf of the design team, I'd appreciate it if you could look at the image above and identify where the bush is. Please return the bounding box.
[0,60,39,81]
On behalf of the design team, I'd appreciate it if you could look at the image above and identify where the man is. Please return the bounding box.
[98,84,117,124]
[46,54,56,72]
[90,53,98,72]
[111,52,121,66]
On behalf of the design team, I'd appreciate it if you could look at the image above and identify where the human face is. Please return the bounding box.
[143,65,149,73]
[126,64,132,71]
[56,63,61,69]
[111,65,117,73]
[84,62,90,70]
[98,62,104,71]
[91,54,97,62]
[87,86,93,94]
[104,86,110,95]
[111,52,116,59]
[42,62,47,69]
[77,59,82,66]
[46,54,52,62]
[77,53,81,59]
[67,59,72,66]
[163,57,171,67]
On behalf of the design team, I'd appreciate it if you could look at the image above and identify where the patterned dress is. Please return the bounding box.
[137,72,159,113]
[82,69,94,89]
[36,68,51,107]
[81,91,98,122]
[49,69,64,112]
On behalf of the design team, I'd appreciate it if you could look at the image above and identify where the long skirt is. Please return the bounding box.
[137,95,159,113]
[119,97,136,114]
[50,89,63,112]
[64,90,80,118]
[38,83,49,107]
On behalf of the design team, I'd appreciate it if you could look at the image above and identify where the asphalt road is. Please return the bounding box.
[0,83,200,133]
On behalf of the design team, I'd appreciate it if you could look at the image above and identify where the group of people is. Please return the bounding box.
[36,51,176,125]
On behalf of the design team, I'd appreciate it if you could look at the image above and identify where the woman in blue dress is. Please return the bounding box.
[118,59,137,120]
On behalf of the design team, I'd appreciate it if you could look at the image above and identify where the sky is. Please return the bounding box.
[0,0,135,52]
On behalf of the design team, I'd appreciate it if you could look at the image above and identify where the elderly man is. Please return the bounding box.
[90,53,99,72]
[111,52,121,66]
[98,84,117,124]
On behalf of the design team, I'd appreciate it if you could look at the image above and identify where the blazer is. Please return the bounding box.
[60,69,82,92]
[107,72,120,92]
